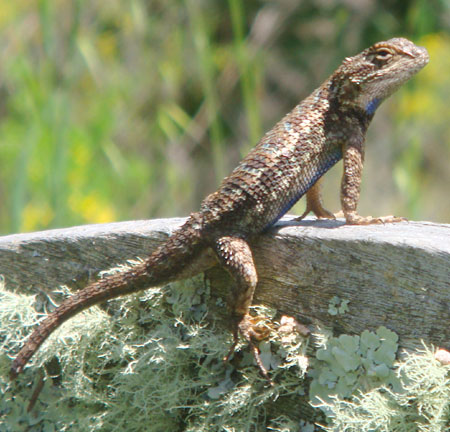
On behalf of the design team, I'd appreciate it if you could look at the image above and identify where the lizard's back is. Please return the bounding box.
[200,84,342,236]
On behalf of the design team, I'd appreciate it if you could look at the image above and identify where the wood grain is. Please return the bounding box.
[1,216,449,351]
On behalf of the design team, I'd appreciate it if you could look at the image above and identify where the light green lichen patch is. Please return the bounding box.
[0,270,309,431]
[310,326,450,432]
[309,326,401,414]
[2,271,448,431]
[327,296,349,316]
[319,345,450,432]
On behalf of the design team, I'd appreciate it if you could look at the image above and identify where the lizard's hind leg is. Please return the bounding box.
[295,179,335,221]
[214,236,272,384]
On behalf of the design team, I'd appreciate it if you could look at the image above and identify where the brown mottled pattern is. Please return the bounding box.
[11,38,429,381]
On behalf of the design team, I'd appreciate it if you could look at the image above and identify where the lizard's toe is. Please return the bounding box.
[224,314,273,385]
[345,213,407,225]
[239,314,271,341]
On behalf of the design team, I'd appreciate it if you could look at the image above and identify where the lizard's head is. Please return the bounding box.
[336,38,429,115]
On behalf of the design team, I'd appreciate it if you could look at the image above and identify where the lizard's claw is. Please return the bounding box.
[295,202,336,221]
[224,314,273,385]
[295,181,335,221]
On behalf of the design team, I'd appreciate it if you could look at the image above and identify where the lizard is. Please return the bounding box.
[10,37,429,382]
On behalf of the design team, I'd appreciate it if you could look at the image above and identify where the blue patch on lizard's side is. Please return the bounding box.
[365,98,381,116]
[263,147,342,230]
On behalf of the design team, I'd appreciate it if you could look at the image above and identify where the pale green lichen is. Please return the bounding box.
[1,273,449,431]
[310,330,450,432]
[327,296,350,316]
[309,326,401,415]
[0,271,309,431]
[318,345,450,432]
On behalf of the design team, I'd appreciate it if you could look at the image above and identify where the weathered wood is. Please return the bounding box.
[250,218,450,351]
[0,219,183,292]
[1,217,449,351]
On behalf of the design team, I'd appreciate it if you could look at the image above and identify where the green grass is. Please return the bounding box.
[0,1,449,235]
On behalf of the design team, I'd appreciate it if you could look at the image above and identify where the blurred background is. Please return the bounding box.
[0,0,448,235]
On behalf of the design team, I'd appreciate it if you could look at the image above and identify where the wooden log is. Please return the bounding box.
[1,216,449,351]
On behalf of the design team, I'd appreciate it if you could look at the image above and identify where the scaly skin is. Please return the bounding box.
[11,38,429,381]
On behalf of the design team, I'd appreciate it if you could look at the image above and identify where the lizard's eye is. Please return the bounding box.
[369,48,394,68]
[375,48,393,61]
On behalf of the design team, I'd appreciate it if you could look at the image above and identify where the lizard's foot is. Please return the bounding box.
[295,202,335,221]
[224,314,273,385]
[296,180,335,221]
[345,212,407,225]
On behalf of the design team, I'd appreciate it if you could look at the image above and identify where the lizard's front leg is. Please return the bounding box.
[213,236,272,383]
[341,139,405,225]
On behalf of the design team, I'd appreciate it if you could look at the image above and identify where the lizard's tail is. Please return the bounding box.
[11,214,209,378]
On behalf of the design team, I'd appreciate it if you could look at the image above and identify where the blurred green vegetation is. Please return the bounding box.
[0,0,448,235]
